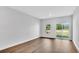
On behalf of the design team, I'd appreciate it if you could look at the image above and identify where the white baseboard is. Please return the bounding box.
[0,36,39,51]
[73,40,79,52]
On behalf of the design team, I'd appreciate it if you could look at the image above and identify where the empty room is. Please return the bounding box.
[0,6,79,53]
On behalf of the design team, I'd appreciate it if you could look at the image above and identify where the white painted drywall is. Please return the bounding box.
[40,16,72,39]
[73,7,79,51]
[0,7,40,50]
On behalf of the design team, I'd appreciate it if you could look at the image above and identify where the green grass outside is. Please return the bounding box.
[56,30,69,38]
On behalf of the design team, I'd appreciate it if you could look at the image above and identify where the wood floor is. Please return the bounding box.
[0,38,78,53]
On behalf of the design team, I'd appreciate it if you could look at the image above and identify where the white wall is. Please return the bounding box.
[0,7,40,50]
[73,7,79,51]
[40,16,72,39]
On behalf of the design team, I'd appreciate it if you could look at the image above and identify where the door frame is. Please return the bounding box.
[55,22,71,40]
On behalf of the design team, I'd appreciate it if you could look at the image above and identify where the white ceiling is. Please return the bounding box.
[10,6,76,19]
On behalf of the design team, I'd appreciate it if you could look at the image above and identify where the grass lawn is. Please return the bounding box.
[56,30,69,38]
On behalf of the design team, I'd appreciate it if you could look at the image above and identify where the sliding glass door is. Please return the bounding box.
[56,23,70,40]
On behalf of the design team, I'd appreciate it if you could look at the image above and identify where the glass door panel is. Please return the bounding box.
[56,24,62,38]
[56,23,70,39]
[62,23,70,38]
